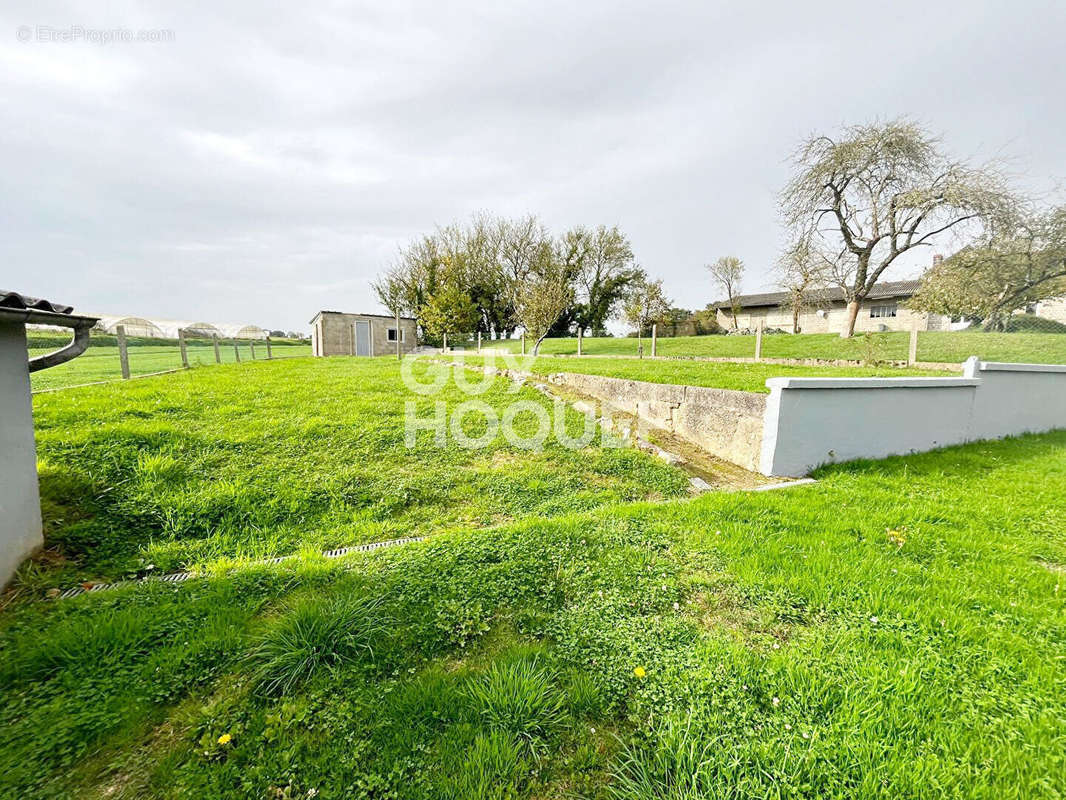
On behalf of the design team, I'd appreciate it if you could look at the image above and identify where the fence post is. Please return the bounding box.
[651,324,657,358]
[443,333,447,352]
[908,324,919,366]
[250,340,257,360]
[477,331,482,353]
[755,322,764,360]
[213,335,221,364]
[178,329,189,368]
[266,336,273,359]
[396,311,402,360]
[577,328,582,357]
[234,341,241,363]
[521,333,526,355]
[116,324,131,379]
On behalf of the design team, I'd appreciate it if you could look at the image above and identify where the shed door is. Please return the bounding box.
[354,320,371,356]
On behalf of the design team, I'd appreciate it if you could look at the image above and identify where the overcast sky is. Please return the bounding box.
[2,0,1064,333]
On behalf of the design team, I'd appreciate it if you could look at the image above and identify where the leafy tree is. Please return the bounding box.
[911,204,1066,329]
[707,256,745,330]
[623,278,670,355]
[419,281,479,345]
[572,226,643,336]
[781,119,1010,337]
[514,256,574,356]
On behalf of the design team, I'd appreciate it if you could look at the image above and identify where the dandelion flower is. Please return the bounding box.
[217,733,232,746]
[633,666,647,679]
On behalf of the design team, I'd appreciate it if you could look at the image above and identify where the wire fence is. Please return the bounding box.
[28,327,312,392]
[454,315,1066,368]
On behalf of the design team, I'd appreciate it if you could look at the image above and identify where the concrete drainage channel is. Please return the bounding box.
[48,536,425,601]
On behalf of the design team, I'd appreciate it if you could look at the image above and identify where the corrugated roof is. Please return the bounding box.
[0,290,74,315]
[711,280,921,309]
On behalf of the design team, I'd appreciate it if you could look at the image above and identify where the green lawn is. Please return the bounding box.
[27,335,311,391]
[2,358,1064,798]
[24,358,686,585]
[480,330,1066,364]
[459,354,947,392]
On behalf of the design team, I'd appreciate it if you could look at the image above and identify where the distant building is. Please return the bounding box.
[309,311,418,357]
[711,280,949,334]
[90,315,269,340]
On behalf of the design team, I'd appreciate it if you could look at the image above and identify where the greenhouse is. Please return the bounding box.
[91,315,268,340]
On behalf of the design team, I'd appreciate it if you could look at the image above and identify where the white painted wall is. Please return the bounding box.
[0,320,43,587]
[760,358,1066,476]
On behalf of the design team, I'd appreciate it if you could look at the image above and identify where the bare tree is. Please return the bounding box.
[781,119,1010,337]
[776,241,832,333]
[911,203,1066,329]
[707,256,745,330]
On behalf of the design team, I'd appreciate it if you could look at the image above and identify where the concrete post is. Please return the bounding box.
[443,332,447,352]
[0,320,43,587]
[178,329,189,368]
[213,336,221,364]
[266,337,273,359]
[908,325,919,366]
[755,322,764,360]
[396,311,402,360]
[577,328,582,357]
[250,340,257,360]
[477,331,482,352]
[521,333,526,355]
[234,341,241,363]
[116,324,131,379]
[651,324,657,358]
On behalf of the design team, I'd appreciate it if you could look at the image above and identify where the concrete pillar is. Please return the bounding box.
[0,320,43,587]
[651,324,657,358]
[396,311,402,360]
[266,337,273,359]
[443,332,447,352]
[213,336,221,364]
[116,324,131,379]
[755,322,764,360]
[234,341,241,363]
[908,325,919,366]
[178,329,189,368]
[577,328,582,357]
[477,331,482,353]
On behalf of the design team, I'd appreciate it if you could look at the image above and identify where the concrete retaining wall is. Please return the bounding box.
[545,371,766,472]
[761,358,1066,476]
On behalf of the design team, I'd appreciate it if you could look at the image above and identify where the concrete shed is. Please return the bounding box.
[310,311,418,357]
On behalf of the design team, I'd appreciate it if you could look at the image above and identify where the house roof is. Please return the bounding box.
[1,290,74,315]
[310,310,416,324]
[710,280,921,310]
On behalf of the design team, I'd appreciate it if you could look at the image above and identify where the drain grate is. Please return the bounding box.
[53,536,426,601]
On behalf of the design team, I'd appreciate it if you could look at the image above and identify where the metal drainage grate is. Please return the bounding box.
[52,536,426,601]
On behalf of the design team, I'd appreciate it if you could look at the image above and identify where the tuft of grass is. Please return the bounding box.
[608,716,713,800]
[450,729,531,800]
[246,592,390,697]
[465,655,567,747]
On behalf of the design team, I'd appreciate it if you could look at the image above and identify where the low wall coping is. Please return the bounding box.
[979,361,1066,373]
[765,376,980,390]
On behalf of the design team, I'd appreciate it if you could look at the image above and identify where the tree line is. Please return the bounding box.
[373,214,680,354]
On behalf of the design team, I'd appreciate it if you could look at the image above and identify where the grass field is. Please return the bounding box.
[458,354,947,392]
[2,358,1064,798]
[479,330,1066,364]
[27,333,311,391]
